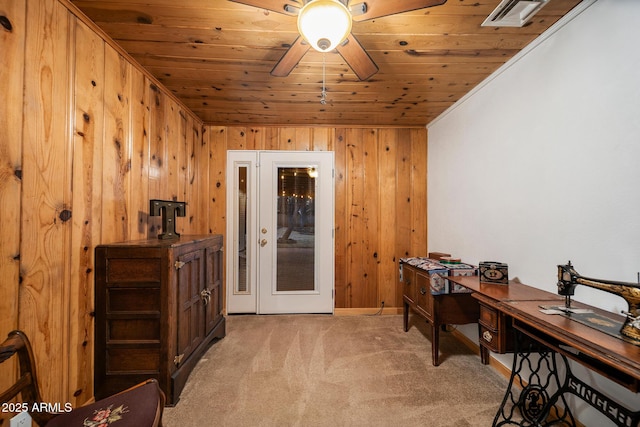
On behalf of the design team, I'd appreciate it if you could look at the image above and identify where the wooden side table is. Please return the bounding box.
[400,260,479,366]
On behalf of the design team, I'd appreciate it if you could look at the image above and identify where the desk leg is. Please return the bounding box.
[492,330,575,427]
[403,301,409,332]
[432,322,440,366]
[480,346,490,365]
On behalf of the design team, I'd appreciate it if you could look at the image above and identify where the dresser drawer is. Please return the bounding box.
[479,324,501,353]
[415,272,433,318]
[402,265,416,304]
[478,301,513,354]
[479,303,499,329]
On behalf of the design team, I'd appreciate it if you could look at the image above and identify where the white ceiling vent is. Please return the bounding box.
[482,0,549,27]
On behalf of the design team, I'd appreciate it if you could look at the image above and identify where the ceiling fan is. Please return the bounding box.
[229,0,447,81]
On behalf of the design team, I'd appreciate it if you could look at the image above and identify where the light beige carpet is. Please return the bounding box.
[163,314,509,426]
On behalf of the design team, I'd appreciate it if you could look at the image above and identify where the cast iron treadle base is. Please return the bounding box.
[493,330,575,426]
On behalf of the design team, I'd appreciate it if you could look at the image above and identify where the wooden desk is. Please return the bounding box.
[448,275,640,426]
[448,275,562,364]
[400,261,480,366]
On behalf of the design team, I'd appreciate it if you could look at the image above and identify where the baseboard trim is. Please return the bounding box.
[334,307,402,316]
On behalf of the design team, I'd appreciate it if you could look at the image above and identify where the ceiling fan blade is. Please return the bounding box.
[335,33,378,81]
[271,36,310,77]
[350,0,447,22]
[228,0,301,16]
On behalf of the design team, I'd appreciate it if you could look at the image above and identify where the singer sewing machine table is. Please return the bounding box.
[448,275,640,426]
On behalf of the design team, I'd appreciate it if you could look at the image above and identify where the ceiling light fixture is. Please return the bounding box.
[297,0,352,52]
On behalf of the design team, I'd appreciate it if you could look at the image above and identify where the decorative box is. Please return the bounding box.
[439,256,462,265]
[429,269,450,295]
[479,261,509,284]
[400,257,449,294]
[446,263,477,293]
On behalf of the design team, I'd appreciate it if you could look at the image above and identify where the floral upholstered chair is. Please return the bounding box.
[0,330,165,427]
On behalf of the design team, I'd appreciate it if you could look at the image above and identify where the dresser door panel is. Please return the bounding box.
[176,249,205,363]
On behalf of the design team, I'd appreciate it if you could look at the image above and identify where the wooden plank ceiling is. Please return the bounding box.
[70,0,584,127]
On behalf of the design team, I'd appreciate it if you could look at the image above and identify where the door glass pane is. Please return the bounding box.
[276,167,315,292]
[236,166,248,293]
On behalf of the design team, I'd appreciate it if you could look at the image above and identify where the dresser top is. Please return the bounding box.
[97,234,222,249]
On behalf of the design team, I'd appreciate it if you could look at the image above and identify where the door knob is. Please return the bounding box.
[260,239,267,247]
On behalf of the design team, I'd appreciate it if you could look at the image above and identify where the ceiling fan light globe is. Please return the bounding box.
[297,0,352,52]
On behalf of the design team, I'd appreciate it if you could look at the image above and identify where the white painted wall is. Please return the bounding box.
[427,0,640,423]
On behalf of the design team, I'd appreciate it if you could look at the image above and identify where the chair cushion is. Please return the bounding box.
[46,381,161,427]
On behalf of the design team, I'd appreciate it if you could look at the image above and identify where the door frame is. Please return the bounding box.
[226,150,335,314]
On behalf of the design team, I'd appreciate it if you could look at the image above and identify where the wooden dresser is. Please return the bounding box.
[94,234,225,405]
[400,258,480,366]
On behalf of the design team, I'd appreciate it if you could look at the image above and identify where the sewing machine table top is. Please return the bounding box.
[508,299,640,390]
[448,275,640,391]
[447,275,563,302]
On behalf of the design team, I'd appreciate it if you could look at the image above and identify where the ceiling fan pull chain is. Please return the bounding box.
[320,53,327,105]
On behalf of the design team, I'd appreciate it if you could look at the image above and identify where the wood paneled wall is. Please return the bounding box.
[0,0,210,412]
[0,0,428,412]
[205,126,428,310]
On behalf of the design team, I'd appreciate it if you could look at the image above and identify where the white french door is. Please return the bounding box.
[226,151,334,314]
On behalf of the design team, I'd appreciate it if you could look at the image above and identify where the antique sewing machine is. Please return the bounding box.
[557,261,640,345]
